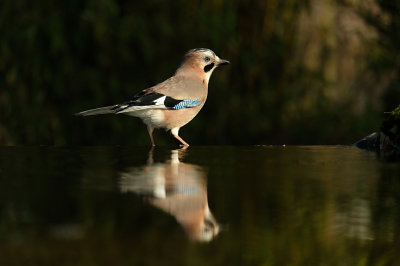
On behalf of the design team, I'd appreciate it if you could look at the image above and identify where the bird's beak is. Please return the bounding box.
[217,59,230,66]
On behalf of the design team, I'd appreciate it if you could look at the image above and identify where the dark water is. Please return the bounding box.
[1,146,400,265]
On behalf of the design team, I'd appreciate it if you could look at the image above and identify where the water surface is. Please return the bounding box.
[0,146,399,265]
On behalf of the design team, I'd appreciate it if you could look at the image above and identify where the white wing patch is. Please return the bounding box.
[153,96,166,105]
[116,95,168,114]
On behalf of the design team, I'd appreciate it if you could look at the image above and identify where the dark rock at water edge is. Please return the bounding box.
[354,105,400,158]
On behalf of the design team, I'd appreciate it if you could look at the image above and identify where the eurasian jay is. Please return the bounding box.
[76,48,229,146]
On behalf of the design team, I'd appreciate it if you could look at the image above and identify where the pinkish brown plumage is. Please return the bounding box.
[76,48,229,146]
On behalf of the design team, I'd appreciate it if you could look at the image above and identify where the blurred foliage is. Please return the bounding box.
[339,0,400,112]
[380,104,400,150]
[391,104,400,118]
[0,0,398,145]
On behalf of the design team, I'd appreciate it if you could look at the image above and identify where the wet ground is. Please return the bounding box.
[0,146,400,265]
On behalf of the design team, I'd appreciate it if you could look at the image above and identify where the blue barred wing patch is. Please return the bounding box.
[172,99,201,110]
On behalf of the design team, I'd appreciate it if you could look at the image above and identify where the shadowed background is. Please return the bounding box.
[1,0,399,145]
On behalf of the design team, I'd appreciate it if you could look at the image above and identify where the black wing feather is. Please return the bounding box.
[164,96,182,108]
[112,89,184,113]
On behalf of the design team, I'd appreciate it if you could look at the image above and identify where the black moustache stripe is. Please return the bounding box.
[204,63,215,73]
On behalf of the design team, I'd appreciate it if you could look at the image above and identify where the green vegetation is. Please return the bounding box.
[0,0,399,145]
[391,104,400,118]
[380,104,400,149]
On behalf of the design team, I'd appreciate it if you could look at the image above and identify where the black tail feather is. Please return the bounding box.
[75,105,117,116]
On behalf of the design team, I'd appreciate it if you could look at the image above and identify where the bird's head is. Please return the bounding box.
[176,48,230,85]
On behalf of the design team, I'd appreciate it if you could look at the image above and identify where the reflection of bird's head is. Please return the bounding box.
[186,207,220,242]
[176,48,230,85]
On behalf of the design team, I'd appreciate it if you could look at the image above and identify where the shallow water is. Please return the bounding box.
[0,146,400,265]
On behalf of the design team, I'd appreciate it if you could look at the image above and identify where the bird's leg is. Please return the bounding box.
[147,146,155,164]
[171,127,189,147]
[147,126,155,146]
[173,135,189,147]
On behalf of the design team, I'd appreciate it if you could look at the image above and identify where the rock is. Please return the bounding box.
[354,132,380,151]
[355,105,400,158]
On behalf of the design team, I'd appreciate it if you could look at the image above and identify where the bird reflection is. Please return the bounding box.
[119,149,220,242]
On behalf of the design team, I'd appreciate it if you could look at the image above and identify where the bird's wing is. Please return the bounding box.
[76,77,204,116]
[114,88,202,114]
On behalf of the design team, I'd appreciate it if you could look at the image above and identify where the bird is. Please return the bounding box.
[119,149,220,242]
[75,48,229,146]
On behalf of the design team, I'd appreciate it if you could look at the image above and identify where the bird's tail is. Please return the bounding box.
[75,105,117,116]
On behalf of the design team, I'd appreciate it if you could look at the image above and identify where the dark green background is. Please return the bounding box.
[1,0,399,146]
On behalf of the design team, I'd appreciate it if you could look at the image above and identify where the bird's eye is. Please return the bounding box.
[204,56,211,62]
[203,227,211,233]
